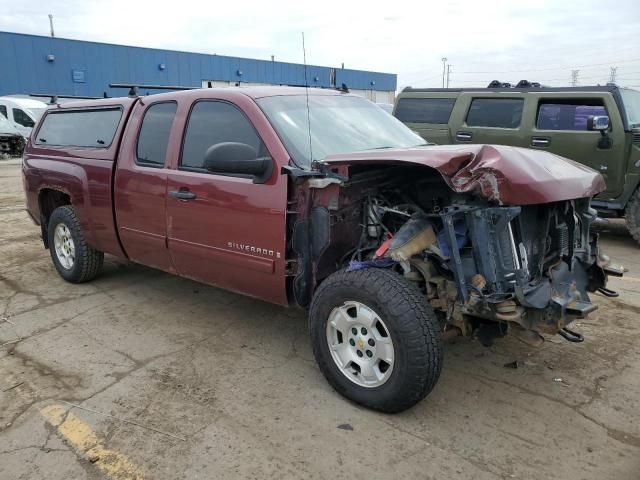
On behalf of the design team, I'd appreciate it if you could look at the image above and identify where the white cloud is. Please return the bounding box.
[1,0,639,89]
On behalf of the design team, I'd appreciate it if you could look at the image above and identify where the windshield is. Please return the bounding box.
[620,88,640,128]
[26,107,46,121]
[257,94,425,168]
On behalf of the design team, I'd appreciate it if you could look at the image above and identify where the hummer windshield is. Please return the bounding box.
[257,94,425,168]
[620,88,640,128]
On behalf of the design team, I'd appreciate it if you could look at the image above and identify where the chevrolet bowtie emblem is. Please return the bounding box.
[357,338,364,350]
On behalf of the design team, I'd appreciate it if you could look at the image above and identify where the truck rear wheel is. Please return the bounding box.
[625,188,640,246]
[47,206,104,283]
[309,268,442,413]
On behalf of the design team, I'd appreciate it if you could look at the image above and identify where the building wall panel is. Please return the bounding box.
[0,31,396,99]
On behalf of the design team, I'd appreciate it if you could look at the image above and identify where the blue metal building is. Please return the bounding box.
[0,31,396,101]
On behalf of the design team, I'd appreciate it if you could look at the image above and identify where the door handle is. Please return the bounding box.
[531,137,550,147]
[169,189,197,200]
[456,131,473,141]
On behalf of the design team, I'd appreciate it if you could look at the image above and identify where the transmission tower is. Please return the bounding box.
[571,70,579,87]
[609,67,618,84]
[441,58,447,88]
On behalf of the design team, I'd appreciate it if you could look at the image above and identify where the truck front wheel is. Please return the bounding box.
[625,188,640,246]
[309,268,443,413]
[47,206,104,283]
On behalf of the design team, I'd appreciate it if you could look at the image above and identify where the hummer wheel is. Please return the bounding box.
[309,268,443,413]
[625,188,640,246]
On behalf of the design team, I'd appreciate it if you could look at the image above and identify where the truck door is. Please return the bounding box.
[165,96,288,305]
[449,93,529,147]
[530,94,626,199]
[393,94,457,144]
[114,101,177,272]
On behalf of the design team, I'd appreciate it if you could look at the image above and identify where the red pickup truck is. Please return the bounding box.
[22,86,621,413]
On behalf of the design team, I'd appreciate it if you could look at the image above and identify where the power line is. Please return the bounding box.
[450,70,640,84]
[455,57,640,74]
[437,69,640,82]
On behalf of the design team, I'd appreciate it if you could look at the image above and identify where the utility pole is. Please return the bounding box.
[441,58,447,88]
[446,64,451,88]
[48,14,55,38]
[609,67,618,84]
[571,69,579,87]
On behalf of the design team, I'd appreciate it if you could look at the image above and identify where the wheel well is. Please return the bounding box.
[38,189,71,248]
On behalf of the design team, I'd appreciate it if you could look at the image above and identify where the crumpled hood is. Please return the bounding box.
[322,144,605,205]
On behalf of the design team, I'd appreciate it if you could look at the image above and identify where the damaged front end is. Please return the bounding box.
[396,199,624,344]
[304,145,624,345]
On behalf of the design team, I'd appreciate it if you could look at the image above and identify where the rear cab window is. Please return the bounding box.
[536,99,607,131]
[136,102,177,167]
[394,98,456,124]
[466,98,524,128]
[35,108,123,148]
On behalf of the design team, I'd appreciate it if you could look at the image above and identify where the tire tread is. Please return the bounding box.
[309,268,442,413]
[625,188,640,246]
[48,205,104,283]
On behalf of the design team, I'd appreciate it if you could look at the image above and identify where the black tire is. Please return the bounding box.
[309,268,443,413]
[47,205,104,283]
[625,188,640,246]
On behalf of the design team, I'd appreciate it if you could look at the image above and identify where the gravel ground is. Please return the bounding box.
[1,158,639,479]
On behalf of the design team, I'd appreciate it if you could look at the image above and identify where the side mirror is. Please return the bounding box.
[587,115,610,132]
[203,142,272,183]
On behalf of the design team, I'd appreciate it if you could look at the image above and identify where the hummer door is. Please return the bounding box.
[449,93,528,147]
[531,94,626,199]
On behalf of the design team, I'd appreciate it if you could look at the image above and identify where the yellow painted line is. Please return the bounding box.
[40,404,144,480]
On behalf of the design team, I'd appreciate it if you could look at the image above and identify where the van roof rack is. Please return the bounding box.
[30,93,104,105]
[109,83,199,97]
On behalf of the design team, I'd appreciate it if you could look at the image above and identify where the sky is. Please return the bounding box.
[1,0,639,90]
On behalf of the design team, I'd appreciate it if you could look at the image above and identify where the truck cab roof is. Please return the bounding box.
[54,86,346,111]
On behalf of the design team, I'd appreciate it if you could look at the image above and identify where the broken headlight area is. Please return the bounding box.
[352,194,622,345]
[0,134,25,157]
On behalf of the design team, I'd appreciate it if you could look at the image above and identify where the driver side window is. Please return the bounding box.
[180,100,266,170]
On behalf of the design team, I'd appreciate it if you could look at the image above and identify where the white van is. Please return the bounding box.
[0,97,48,137]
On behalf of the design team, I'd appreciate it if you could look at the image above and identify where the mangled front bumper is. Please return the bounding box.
[440,199,623,336]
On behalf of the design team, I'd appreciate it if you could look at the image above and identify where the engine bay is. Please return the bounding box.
[304,165,623,345]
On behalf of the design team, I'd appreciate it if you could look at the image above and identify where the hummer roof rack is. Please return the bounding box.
[402,84,620,93]
[487,80,542,88]
[487,79,543,89]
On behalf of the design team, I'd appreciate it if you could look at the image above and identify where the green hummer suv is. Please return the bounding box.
[394,84,640,244]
